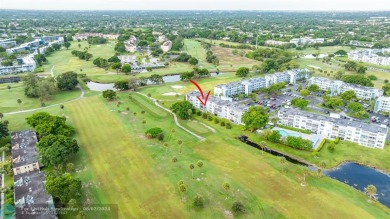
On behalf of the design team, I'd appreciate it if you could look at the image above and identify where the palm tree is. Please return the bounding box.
[178,140,183,153]
[259,141,267,154]
[66,163,74,172]
[141,110,145,115]
[187,109,192,120]
[172,157,178,163]
[271,117,279,126]
[301,167,309,186]
[364,185,378,202]
[279,157,287,173]
[7,85,11,92]
[0,112,3,121]
[189,164,195,178]
[178,182,187,201]
[197,160,203,168]
[17,99,22,110]
[318,161,326,178]
[223,182,230,199]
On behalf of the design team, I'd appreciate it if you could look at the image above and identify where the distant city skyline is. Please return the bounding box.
[0,0,389,11]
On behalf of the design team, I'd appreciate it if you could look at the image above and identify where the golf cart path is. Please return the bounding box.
[136,92,208,141]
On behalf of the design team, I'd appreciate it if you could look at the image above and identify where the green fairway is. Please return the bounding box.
[290,46,354,55]
[64,93,390,218]
[183,39,215,69]
[0,85,81,113]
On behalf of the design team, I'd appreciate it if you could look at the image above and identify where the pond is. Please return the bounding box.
[86,72,224,91]
[324,162,390,208]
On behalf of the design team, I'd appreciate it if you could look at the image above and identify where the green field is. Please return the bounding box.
[290,46,354,55]
[0,85,81,113]
[183,39,215,69]
[3,91,389,218]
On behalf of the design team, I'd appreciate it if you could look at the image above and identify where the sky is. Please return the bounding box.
[0,0,389,11]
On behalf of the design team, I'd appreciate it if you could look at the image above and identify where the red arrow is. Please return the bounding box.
[190,79,210,106]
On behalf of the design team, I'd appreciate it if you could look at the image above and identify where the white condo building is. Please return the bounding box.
[308,77,382,100]
[278,108,387,149]
[290,37,325,46]
[214,69,309,97]
[374,96,390,113]
[348,48,390,66]
[186,91,249,125]
[0,39,17,48]
[0,54,36,75]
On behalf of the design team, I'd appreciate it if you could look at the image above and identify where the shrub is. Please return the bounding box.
[315,139,327,152]
[334,137,340,144]
[157,133,164,141]
[226,123,232,129]
[231,201,246,215]
[202,113,208,119]
[327,142,336,152]
[196,110,201,116]
[207,115,213,121]
[220,121,226,126]
[145,127,163,138]
[214,118,219,124]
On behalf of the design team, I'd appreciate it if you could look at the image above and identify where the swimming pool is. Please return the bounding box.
[278,130,301,138]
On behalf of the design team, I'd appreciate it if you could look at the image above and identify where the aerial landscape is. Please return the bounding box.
[0,0,390,218]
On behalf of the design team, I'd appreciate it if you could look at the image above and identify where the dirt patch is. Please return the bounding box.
[212,46,260,66]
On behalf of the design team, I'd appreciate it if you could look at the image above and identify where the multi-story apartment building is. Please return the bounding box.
[265,40,289,46]
[11,130,40,175]
[349,40,374,48]
[348,48,390,66]
[72,33,119,40]
[278,108,387,149]
[186,91,249,124]
[214,69,309,97]
[308,77,382,100]
[0,54,36,75]
[0,38,17,48]
[290,37,324,46]
[374,96,390,113]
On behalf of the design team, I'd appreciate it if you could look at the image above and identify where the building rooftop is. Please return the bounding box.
[279,108,388,134]
[14,171,56,219]
[11,130,39,168]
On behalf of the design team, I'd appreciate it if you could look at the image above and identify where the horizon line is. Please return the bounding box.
[1,9,390,12]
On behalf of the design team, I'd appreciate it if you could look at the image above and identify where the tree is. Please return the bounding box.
[383,83,390,96]
[347,102,364,113]
[66,163,74,173]
[291,98,309,109]
[34,54,47,66]
[121,64,132,73]
[145,127,163,138]
[324,98,344,109]
[197,160,203,169]
[271,117,279,126]
[93,57,109,68]
[307,84,319,93]
[7,85,11,92]
[344,61,357,71]
[231,201,246,216]
[300,89,310,97]
[149,74,164,84]
[179,183,187,194]
[17,99,22,110]
[0,112,3,121]
[45,173,82,204]
[111,62,122,72]
[102,90,117,100]
[63,42,71,50]
[128,78,139,91]
[188,57,199,66]
[189,164,195,178]
[335,71,345,80]
[114,42,126,52]
[177,140,183,153]
[340,90,356,102]
[23,73,40,97]
[342,75,373,87]
[172,157,178,163]
[170,101,193,120]
[364,185,378,202]
[36,134,79,167]
[356,64,367,74]
[223,182,230,198]
[267,131,282,143]
[57,71,78,90]
[242,106,269,132]
[36,78,57,103]
[236,67,249,77]
[0,121,9,139]
[334,50,347,56]
[113,80,129,91]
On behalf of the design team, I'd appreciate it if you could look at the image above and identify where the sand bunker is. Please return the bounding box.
[163,92,181,96]
[171,85,184,89]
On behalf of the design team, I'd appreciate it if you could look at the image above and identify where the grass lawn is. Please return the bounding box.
[41,40,116,77]
[212,46,261,71]
[183,39,215,69]
[4,92,389,218]
[0,86,81,113]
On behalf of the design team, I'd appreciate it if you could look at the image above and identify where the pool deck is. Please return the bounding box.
[272,127,323,150]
